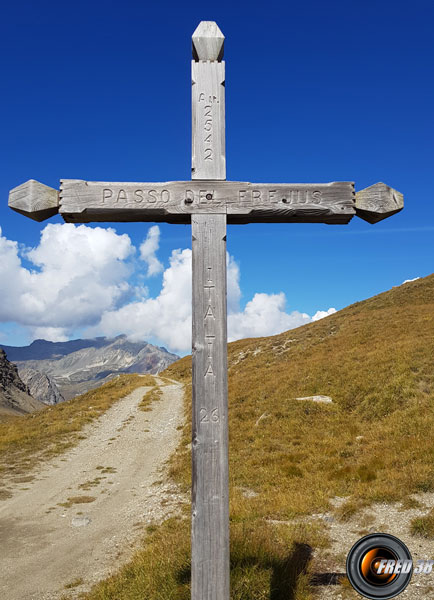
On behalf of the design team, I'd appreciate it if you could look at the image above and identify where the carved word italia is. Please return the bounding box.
[101,187,325,206]
[204,266,216,378]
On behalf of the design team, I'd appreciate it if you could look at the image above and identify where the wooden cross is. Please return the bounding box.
[8,21,403,600]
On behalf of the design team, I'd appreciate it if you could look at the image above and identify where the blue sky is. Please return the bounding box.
[1,0,433,354]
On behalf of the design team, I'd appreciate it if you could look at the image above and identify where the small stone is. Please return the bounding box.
[295,395,333,404]
[239,487,258,499]
[71,516,91,527]
[323,515,335,523]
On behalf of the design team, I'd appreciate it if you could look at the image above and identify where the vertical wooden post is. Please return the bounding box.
[191,214,229,599]
[191,21,226,181]
[191,21,229,600]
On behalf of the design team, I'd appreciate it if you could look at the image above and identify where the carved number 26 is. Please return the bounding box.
[200,407,219,423]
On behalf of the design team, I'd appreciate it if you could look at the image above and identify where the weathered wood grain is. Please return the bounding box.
[9,179,59,222]
[191,22,229,600]
[59,180,356,224]
[355,182,404,224]
[191,214,229,600]
[192,21,224,61]
[192,61,226,180]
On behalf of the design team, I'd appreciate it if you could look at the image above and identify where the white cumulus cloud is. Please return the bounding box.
[0,224,134,341]
[89,251,334,352]
[139,225,163,276]
[0,224,339,352]
[86,247,193,352]
[227,253,241,314]
[311,307,337,321]
[228,293,311,342]
[86,249,244,353]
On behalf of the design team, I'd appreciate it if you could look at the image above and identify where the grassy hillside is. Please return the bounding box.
[167,273,434,514]
[83,274,434,599]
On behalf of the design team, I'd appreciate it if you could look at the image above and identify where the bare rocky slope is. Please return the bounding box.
[0,349,44,416]
[1,335,179,400]
[18,367,65,406]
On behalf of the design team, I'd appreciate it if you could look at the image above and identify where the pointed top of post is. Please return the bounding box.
[192,21,224,61]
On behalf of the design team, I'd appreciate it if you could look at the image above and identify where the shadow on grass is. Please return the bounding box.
[176,542,345,598]
[176,542,321,599]
[269,542,312,600]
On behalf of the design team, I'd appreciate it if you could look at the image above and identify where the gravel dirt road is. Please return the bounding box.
[0,377,185,599]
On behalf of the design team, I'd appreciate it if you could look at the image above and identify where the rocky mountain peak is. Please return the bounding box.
[18,367,65,406]
[0,349,44,416]
[0,349,28,394]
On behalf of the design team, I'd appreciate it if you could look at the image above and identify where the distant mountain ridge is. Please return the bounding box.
[0,337,109,361]
[1,335,179,400]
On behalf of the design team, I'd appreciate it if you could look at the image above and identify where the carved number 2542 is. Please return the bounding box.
[200,407,220,423]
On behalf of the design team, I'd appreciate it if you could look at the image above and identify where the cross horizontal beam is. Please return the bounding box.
[59,179,355,224]
[8,179,404,225]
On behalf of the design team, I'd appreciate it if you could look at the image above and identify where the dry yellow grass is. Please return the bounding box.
[139,384,162,411]
[83,516,327,600]
[59,495,96,508]
[166,274,434,517]
[410,509,434,539]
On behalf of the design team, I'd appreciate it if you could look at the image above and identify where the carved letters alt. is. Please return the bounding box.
[199,92,219,163]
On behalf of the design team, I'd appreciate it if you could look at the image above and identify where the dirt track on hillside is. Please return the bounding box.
[0,378,186,600]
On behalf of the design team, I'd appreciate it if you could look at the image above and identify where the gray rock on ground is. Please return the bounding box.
[296,395,333,404]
